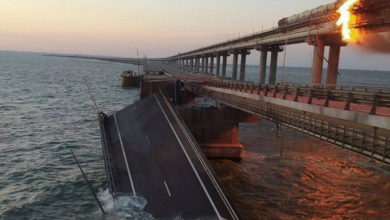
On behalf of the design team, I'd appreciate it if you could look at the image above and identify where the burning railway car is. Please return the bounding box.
[278,0,344,27]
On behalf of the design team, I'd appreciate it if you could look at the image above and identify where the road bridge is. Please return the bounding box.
[145,61,390,164]
[99,92,239,219]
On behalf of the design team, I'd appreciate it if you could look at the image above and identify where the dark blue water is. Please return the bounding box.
[0,51,149,219]
[0,51,389,219]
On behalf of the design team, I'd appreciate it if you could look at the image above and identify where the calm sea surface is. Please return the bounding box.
[0,51,389,219]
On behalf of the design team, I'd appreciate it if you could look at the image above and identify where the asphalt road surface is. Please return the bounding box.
[101,92,239,219]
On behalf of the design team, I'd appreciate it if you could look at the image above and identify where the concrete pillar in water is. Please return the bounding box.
[239,50,250,81]
[222,53,228,78]
[216,54,221,77]
[311,43,325,84]
[326,45,341,85]
[232,51,239,80]
[257,46,268,84]
[210,55,214,75]
[269,46,282,85]
[195,57,199,73]
[205,56,209,74]
[190,57,194,71]
[179,107,260,159]
[201,57,205,74]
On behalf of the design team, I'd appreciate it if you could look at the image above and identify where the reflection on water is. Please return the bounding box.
[210,120,390,219]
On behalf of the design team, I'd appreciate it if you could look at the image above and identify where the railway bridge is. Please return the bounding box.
[159,0,389,85]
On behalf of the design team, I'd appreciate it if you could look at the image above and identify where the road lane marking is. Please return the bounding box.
[113,113,136,196]
[145,135,151,145]
[154,94,222,220]
[163,180,172,197]
[159,90,239,220]
[133,104,137,110]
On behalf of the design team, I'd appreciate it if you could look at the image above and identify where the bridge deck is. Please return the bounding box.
[154,63,390,164]
[99,92,239,219]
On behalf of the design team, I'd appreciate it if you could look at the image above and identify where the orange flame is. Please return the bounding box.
[336,0,359,42]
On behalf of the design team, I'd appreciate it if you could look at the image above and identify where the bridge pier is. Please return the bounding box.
[257,46,268,84]
[308,35,345,84]
[222,53,228,78]
[311,43,325,84]
[197,58,200,73]
[179,106,259,159]
[239,50,250,81]
[201,56,205,74]
[269,46,283,85]
[216,54,221,77]
[327,45,341,84]
[210,55,214,75]
[232,51,239,80]
[205,56,209,74]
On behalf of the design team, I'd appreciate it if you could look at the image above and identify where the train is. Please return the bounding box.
[278,0,344,27]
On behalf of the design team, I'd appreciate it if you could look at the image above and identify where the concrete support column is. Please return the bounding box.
[326,45,341,85]
[196,57,200,72]
[201,57,205,74]
[210,56,214,75]
[222,54,228,78]
[216,55,221,77]
[190,58,194,71]
[205,56,209,74]
[232,51,239,80]
[311,44,325,84]
[269,47,280,85]
[239,51,250,81]
[259,49,268,84]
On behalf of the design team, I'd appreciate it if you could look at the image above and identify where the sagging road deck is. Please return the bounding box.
[100,92,239,219]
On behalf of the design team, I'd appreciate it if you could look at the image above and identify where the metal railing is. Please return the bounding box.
[187,83,390,164]
[211,80,390,115]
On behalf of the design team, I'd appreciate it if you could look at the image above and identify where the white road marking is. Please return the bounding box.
[133,104,137,110]
[113,113,136,196]
[163,180,172,197]
[145,135,151,145]
[162,93,239,220]
[154,94,223,220]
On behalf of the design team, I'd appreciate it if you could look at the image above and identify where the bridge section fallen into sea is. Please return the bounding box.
[99,92,240,219]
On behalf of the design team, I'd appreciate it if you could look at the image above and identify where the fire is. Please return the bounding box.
[336,0,359,42]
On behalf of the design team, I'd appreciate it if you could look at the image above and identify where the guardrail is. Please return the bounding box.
[211,80,390,115]
[187,83,390,164]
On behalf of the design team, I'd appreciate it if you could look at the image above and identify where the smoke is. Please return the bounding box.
[356,31,390,54]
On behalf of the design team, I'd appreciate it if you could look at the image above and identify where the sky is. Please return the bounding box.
[1,0,389,70]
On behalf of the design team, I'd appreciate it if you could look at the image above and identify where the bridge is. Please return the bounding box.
[93,0,390,218]
[159,0,389,85]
